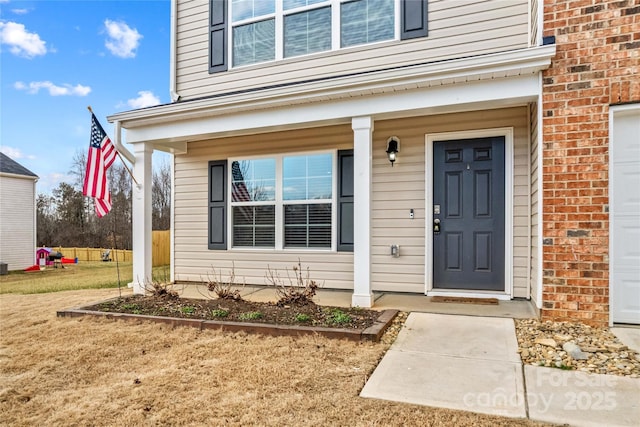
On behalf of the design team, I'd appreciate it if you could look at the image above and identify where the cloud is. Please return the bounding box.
[104,19,141,58]
[127,91,160,109]
[12,8,29,15]
[14,81,91,96]
[0,21,47,58]
[0,146,36,160]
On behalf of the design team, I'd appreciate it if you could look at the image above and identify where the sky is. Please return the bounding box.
[1,0,171,194]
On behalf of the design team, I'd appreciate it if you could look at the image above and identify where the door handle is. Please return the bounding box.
[434,218,441,233]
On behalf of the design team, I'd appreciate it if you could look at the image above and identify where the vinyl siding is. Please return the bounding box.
[529,102,540,307]
[173,107,533,297]
[173,125,355,288]
[372,107,530,296]
[175,0,530,100]
[0,175,36,270]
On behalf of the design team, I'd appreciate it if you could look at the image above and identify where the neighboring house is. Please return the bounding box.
[107,0,639,327]
[0,152,38,271]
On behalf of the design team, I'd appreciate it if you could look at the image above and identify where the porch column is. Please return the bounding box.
[351,116,374,307]
[131,142,153,294]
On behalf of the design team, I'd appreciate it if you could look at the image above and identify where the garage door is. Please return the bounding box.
[610,105,640,324]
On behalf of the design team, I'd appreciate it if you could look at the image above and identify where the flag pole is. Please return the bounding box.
[87,106,139,186]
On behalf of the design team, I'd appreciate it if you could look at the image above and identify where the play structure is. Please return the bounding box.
[25,248,78,271]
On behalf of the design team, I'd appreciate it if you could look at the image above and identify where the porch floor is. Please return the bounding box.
[171,283,538,319]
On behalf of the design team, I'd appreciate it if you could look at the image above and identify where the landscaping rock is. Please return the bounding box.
[562,342,589,360]
[515,318,640,378]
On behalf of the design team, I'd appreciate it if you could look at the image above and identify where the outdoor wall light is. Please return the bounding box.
[386,136,400,166]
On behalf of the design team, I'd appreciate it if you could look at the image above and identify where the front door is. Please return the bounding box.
[433,137,505,291]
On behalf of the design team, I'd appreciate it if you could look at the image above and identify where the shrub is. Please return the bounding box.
[266,260,322,307]
[206,262,244,301]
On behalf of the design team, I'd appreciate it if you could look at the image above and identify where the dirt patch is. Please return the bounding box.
[84,294,381,330]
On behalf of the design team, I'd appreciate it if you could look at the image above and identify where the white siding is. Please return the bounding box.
[175,0,530,100]
[173,107,534,297]
[530,102,540,307]
[174,125,355,288]
[372,107,531,296]
[0,175,36,270]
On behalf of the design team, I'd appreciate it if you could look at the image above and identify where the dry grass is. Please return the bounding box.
[0,289,557,426]
[0,262,169,294]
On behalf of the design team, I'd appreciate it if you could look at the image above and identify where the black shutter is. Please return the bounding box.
[337,150,354,252]
[209,0,228,73]
[401,0,428,40]
[208,160,227,249]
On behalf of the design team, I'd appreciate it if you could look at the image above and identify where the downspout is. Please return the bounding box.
[170,0,180,102]
[113,120,135,165]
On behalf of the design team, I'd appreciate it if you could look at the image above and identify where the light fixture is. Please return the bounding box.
[386,136,400,167]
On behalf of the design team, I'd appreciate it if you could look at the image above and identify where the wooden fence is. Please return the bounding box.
[55,230,170,267]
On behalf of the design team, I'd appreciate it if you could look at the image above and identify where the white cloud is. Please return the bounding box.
[14,80,91,96]
[0,21,47,58]
[104,19,141,58]
[12,8,29,15]
[127,90,160,109]
[0,146,36,160]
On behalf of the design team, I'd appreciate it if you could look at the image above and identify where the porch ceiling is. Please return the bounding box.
[108,45,555,150]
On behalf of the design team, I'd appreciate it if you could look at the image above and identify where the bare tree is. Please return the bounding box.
[152,159,171,230]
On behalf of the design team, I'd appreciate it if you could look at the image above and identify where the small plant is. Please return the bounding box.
[144,280,179,299]
[180,306,196,315]
[211,309,229,318]
[294,313,311,323]
[327,309,352,325]
[239,311,262,321]
[205,262,244,301]
[266,259,323,307]
[122,303,140,311]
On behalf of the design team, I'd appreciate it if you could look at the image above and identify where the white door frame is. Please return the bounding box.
[609,103,640,325]
[425,128,514,299]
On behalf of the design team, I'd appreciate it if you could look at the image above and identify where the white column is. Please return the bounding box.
[352,116,374,307]
[131,143,153,294]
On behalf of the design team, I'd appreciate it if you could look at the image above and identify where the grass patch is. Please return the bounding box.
[0,262,169,295]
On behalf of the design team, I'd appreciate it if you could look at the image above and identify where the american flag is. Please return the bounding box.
[83,113,117,217]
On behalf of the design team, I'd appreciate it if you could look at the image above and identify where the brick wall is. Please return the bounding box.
[541,0,639,326]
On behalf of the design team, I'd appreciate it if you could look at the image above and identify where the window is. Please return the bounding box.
[228,153,334,249]
[208,151,353,251]
[210,0,428,72]
[229,0,396,67]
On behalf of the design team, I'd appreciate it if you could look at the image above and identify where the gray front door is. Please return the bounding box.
[433,137,505,291]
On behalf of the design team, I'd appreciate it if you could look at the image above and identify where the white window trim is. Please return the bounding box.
[228,150,337,251]
[228,0,400,69]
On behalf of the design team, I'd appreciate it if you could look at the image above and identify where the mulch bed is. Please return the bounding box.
[84,294,382,330]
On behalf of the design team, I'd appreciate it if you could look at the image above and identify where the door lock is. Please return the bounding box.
[433,218,441,233]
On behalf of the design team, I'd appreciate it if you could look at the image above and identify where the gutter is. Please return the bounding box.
[169,0,180,102]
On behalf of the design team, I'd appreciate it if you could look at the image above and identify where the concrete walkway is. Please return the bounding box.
[361,313,640,427]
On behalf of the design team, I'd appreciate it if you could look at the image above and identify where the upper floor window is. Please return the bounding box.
[210,0,428,73]
[228,0,397,68]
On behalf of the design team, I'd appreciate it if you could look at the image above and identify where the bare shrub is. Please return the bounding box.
[144,280,179,299]
[205,263,244,301]
[266,260,322,307]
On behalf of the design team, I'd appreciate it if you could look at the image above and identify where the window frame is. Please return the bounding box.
[227,150,338,251]
[228,0,401,69]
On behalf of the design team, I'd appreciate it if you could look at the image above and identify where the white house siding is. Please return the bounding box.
[530,102,541,308]
[0,175,36,270]
[175,0,530,100]
[173,125,355,288]
[371,107,531,297]
[173,107,534,297]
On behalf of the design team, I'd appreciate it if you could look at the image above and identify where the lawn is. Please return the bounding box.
[0,262,169,294]
[0,266,556,426]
